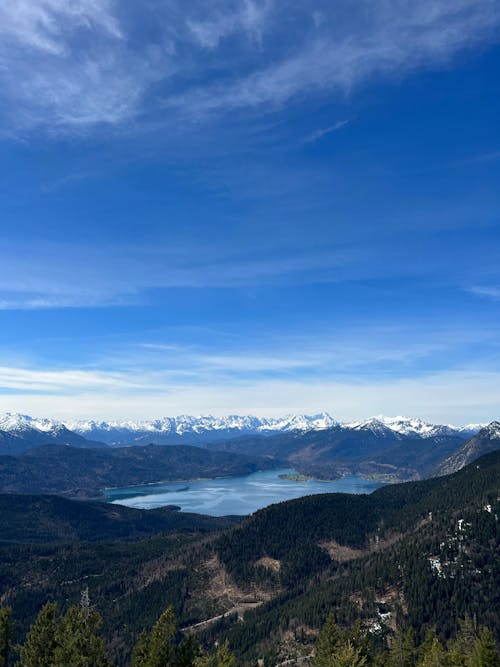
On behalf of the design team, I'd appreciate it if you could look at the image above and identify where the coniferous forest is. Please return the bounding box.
[1,599,499,666]
[0,450,499,665]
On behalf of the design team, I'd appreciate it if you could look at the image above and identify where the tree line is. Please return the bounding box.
[310,614,500,667]
[1,597,499,666]
[0,593,235,667]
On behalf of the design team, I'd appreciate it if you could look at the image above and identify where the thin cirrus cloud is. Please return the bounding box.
[0,365,138,393]
[468,285,500,300]
[304,120,349,144]
[187,0,272,49]
[1,368,500,424]
[1,323,499,419]
[0,240,364,309]
[0,0,499,132]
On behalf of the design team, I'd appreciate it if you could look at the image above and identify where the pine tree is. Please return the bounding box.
[331,640,367,667]
[448,616,477,666]
[132,606,177,667]
[213,640,236,667]
[312,614,343,666]
[17,602,58,667]
[132,630,151,667]
[418,637,447,667]
[52,604,111,667]
[0,608,12,667]
[388,628,416,667]
[174,635,202,667]
[469,628,500,667]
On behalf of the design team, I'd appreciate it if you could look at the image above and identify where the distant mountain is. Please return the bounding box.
[63,412,340,445]
[61,412,484,446]
[343,415,483,439]
[0,412,490,484]
[437,421,500,475]
[202,420,500,481]
[0,412,105,454]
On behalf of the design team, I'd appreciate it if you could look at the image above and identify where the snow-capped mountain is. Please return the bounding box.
[0,411,488,449]
[0,412,70,436]
[343,415,485,439]
[0,412,105,453]
[60,412,486,446]
[437,421,500,475]
[63,413,340,445]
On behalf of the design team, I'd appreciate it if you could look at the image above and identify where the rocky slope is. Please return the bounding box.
[437,421,500,475]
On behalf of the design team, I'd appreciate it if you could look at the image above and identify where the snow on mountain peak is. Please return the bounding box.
[0,411,489,445]
[0,412,63,434]
[480,421,500,439]
[63,413,339,436]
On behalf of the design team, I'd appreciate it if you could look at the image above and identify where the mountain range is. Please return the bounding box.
[0,411,485,448]
[0,411,499,497]
[0,413,105,454]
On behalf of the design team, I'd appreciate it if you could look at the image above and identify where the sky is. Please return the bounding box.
[0,0,499,424]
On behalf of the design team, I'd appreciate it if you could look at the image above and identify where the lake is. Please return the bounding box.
[105,468,385,516]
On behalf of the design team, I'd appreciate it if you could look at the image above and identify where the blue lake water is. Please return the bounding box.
[105,469,385,516]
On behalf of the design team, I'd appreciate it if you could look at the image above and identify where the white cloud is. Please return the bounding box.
[169,1,500,115]
[187,0,272,49]
[1,368,499,424]
[0,240,363,308]
[0,0,161,131]
[468,285,500,300]
[0,0,121,54]
[304,120,349,144]
[0,0,499,132]
[2,320,498,416]
[0,365,137,392]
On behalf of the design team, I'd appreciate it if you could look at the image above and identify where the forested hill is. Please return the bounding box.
[0,450,498,665]
[209,450,500,663]
[0,443,279,498]
[216,448,500,587]
[0,494,238,543]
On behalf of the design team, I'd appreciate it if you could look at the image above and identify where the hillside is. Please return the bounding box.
[0,494,238,543]
[437,421,500,475]
[208,449,500,663]
[204,426,470,481]
[0,444,279,498]
[0,450,498,664]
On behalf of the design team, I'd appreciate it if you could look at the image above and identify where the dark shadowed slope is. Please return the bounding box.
[0,494,238,543]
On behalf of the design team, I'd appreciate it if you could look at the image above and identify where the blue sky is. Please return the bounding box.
[0,0,499,423]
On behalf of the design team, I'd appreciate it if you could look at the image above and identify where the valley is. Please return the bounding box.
[0,412,499,664]
[0,449,498,665]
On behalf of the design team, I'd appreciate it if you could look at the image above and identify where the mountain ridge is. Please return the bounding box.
[0,411,486,448]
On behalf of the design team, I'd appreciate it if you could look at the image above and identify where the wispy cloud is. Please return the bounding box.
[304,120,349,144]
[2,321,500,420]
[0,240,365,308]
[468,285,500,300]
[187,0,272,49]
[1,367,499,424]
[0,0,499,133]
[0,365,136,393]
[168,1,500,116]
